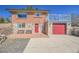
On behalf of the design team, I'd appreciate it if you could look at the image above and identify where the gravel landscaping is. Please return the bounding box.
[0,38,30,53]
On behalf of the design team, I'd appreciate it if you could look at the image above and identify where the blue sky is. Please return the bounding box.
[0,5,79,18]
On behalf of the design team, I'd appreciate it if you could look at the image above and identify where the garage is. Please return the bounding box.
[53,23,66,34]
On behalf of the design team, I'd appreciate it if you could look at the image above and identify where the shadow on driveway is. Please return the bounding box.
[0,38,30,53]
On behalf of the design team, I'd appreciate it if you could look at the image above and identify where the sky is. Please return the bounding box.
[0,5,79,18]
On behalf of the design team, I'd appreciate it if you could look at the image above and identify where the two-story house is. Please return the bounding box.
[8,6,48,38]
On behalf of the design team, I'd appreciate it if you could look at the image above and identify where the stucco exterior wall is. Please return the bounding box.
[42,22,48,35]
[11,13,47,38]
[48,22,52,36]
[12,14,47,24]
[66,22,72,35]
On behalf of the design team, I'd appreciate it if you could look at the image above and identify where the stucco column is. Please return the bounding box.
[39,24,43,34]
[32,24,35,34]
[48,22,52,36]
[66,22,72,35]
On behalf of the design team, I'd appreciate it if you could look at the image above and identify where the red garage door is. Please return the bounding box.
[53,23,66,34]
[35,24,39,33]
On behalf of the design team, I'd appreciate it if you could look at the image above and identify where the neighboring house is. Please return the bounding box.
[8,6,48,38]
[71,14,79,26]
[48,14,71,35]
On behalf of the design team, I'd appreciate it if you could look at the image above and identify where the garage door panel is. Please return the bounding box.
[53,23,66,34]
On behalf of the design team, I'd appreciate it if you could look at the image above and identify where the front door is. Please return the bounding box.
[35,24,39,33]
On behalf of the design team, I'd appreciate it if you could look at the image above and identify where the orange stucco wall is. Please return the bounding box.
[12,14,47,24]
[11,13,48,38]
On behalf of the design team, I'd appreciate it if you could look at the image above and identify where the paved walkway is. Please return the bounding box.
[23,35,79,53]
[8,33,48,38]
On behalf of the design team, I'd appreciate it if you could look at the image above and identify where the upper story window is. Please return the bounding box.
[17,13,27,18]
[35,13,40,16]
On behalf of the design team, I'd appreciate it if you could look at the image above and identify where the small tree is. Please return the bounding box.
[0,18,5,23]
[26,5,34,10]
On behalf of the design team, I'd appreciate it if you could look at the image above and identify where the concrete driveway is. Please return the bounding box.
[23,35,79,53]
[0,38,30,53]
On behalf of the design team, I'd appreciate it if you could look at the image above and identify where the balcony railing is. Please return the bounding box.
[48,14,71,22]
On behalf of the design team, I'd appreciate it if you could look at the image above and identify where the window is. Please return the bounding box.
[17,13,27,18]
[22,23,25,28]
[25,30,32,34]
[35,13,40,16]
[27,23,32,28]
[16,23,25,28]
[17,30,24,34]
[16,24,21,28]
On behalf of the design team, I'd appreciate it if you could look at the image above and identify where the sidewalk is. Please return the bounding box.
[23,35,79,53]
